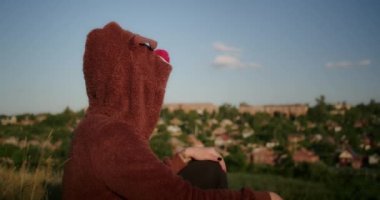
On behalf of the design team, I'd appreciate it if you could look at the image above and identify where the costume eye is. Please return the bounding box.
[139,42,154,51]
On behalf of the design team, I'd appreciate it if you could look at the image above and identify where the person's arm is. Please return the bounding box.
[91,122,271,200]
[162,153,188,174]
[163,147,227,174]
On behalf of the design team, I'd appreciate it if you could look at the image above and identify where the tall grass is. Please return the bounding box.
[0,130,62,200]
[0,164,61,200]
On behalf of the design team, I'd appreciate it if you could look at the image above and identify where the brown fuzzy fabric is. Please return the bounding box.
[62,22,270,200]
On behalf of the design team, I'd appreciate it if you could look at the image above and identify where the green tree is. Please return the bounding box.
[218,104,239,121]
[224,145,247,172]
[149,132,172,159]
[307,95,333,123]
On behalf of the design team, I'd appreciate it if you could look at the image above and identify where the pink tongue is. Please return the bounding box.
[154,49,170,63]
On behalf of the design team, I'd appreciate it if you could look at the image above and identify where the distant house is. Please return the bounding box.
[167,125,182,136]
[163,103,218,114]
[292,148,319,164]
[287,134,305,152]
[265,141,279,149]
[157,118,165,125]
[330,102,351,115]
[220,119,233,128]
[369,154,380,165]
[3,137,18,146]
[207,119,219,128]
[310,134,323,143]
[354,120,367,128]
[239,103,308,117]
[326,120,342,133]
[307,122,316,129]
[288,134,305,143]
[339,150,352,166]
[1,114,47,126]
[169,138,186,153]
[360,135,373,150]
[212,127,227,137]
[352,158,363,169]
[242,129,254,138]
[35,114,47,122]
[19,117,34,126]
[187,135,204,147]
[339,148,362,169]
[214,133,232,148]
[325,136,336,145]
[250,147,277,166]
[1,116,17,125]
[170,118,183,126]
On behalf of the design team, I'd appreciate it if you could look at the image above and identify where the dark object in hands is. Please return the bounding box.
[178,160,228,189]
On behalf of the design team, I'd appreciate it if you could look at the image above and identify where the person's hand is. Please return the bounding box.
[269,192,283,200]
[179,147,227,172]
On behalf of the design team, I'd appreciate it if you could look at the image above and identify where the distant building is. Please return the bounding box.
[242,129,254,138]
[187,135,204,147]
[170,118,183,126]
[3,136,18,146]
[339,148,362,169]
[310,134,323,143]
[19,117,34,126]
[288,134,305,143]
[360,135,373,150]
[220,119,233,127]
[214,134,232,148]
[1,116,17,125]
[265,141,279,149]
[369,154,379,165]
[292,148,319,164]
[239,103,308,116]
[35,114,47,122]
[287,134,305,152]
[169,138,186,153]
[330,102,351,115]
[163,103,218,114]
[164,102,309,116]
[1,114,47,126]
[354,119,367,128]
[167,125,182,136]
[212,127,227,137]
[326,120,342,133]
[207,119,219,128]
[250,147,277,166]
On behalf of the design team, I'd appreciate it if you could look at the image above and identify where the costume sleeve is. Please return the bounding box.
[91,122,270,200]
[162,153,187,174]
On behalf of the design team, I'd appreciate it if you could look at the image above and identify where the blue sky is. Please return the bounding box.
[1,0,380,114]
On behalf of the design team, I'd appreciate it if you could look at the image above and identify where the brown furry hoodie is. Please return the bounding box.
[62,22,270,200]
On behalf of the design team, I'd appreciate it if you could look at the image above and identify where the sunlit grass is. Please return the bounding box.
[0,130,62,200]
[0,164,61,200]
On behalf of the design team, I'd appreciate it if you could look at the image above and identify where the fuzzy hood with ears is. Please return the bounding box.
[83,22,172,140]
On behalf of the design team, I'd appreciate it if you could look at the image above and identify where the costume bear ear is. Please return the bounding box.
[132,34,157,50]
[103,21,123,31]
[100,21,157,50]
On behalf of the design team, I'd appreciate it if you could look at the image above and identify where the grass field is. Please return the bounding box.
[228,173,334,200]
[1,167,379,200]
[228,172,380,200]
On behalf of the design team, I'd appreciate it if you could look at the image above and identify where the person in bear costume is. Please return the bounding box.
[63,22,279,200]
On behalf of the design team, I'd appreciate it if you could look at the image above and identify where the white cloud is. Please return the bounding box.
[212,42,261,70]
[213,42,241,52]
[358,59,371,66]
[325,61,353,68]
[212,54,262,69]
[325,59,371,69]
